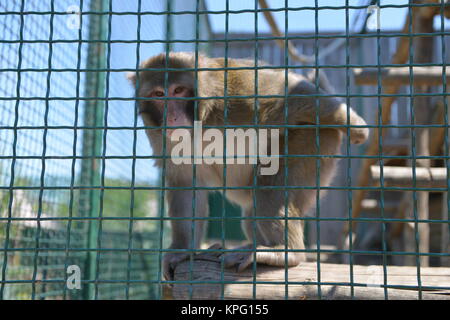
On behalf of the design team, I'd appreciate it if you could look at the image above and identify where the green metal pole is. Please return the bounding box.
[79,0,108,300]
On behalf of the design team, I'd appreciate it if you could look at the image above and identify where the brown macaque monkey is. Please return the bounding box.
[128,52,368,280]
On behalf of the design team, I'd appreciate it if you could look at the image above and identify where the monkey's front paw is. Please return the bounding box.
[163,252,190,282]
[350,127,369,144]
[223,250,254,272]
[223,245,304,272]
[349,116,369,144]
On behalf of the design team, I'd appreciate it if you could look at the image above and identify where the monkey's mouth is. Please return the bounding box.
[139,109,194,138]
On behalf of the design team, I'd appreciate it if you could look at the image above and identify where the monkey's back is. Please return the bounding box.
[201,56,301,125]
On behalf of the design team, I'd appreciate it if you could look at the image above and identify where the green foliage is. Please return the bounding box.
[98,178,158,232]
[0,172,158,233]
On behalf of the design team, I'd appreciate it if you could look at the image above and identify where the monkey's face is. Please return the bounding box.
[140,81,194,137]
[128,54,196,137]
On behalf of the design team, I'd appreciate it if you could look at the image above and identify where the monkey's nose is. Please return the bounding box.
[167,116,177,125]
[166,129,175,139]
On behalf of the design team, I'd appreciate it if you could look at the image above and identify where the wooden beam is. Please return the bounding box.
[420,0,450,19]
[430,100,447,157]
[353,67,450,86]
[370,165,447,188]
[361,199,397,214]
[171,258,450,299]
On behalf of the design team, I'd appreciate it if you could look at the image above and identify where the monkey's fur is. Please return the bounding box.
[128,52,369,280]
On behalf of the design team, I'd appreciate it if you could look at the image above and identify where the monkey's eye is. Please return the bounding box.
[174,86,184,94]
[153,90,164,97]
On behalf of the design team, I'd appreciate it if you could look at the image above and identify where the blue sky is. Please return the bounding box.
[205,0,449,33]
[205,0,406,33]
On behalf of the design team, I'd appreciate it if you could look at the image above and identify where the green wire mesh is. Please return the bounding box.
[0,0,449,300]
[0,0,164,300]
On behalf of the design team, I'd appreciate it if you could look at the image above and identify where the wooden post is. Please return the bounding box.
[430,100,446,158]
[402,0,435,267]
[441,193,450,267]
[441,88,450,267]
[342,13,413,250]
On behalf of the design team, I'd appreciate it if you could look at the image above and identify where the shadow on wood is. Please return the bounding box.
[171,256,450,300]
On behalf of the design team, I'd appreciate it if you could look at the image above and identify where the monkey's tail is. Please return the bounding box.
[305,69,336,95]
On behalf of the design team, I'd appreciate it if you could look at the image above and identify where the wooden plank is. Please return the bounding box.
[171,258,450,300]
[370,166,447,188]
[442,194,450,267]
[430,100,446,157]
[353,66,449,86]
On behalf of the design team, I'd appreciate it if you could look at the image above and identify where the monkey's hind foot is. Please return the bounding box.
[223,244,304,272]
[349,114,369,145]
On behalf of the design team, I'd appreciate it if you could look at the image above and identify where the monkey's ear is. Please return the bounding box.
[126,72,137,86]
